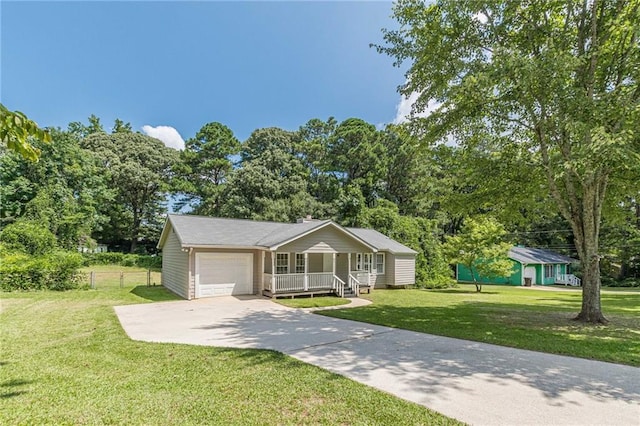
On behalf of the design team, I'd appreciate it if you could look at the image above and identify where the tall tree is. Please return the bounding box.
[299,117,341,208]
[377,0,640,322]
[82,132,177,252]
[222,127,319,221]
[328,118,387,205]
[0,127,111,249]
[380,124,436,216]
[177,122,240,214]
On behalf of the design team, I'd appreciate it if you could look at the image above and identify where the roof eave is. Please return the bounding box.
[156,216,176,249]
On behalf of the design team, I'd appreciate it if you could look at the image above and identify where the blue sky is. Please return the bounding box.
[1,1,412,148]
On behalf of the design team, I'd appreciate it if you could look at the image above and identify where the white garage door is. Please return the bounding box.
[195,253,253,297]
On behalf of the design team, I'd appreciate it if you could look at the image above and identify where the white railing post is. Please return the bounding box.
[271,252,276,294]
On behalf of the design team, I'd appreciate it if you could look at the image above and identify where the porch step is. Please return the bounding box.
[342,288,357,298]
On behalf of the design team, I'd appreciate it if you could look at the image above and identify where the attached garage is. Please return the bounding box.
[195,252,253,297]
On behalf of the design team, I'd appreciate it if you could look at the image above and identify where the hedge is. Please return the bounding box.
[0,250,83,291]
[82,252,162,269]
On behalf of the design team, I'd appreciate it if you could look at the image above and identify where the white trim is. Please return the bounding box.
[356,253,373,272]
[295,253,306,274]
[375,253,385,275]
[275,252,290,274]
[182,244,263,250]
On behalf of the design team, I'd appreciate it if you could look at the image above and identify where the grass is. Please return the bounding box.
[0,266,458,425]
[79,264,162,290]
[276,295,351,309]
[320,285,640,366]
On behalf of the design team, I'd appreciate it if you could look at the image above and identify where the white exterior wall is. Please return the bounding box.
[161,229,189,299]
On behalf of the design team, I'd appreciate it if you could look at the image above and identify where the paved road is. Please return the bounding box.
[115,297,640,426]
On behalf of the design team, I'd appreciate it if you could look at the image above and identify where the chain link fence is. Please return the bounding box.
[82,270,162,290]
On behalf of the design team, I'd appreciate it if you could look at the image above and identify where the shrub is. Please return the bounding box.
[0,220,57,255]
[0,250,83,291]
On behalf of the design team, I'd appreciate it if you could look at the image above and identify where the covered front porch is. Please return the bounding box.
[262,251,372,298]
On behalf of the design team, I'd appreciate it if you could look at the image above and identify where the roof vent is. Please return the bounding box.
[296,215,316,223]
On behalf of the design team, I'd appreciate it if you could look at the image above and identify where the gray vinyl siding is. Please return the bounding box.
[189,248,263,297]
[277,226,372,254]
[392,254,416,286]
[265,251,273,274]
[308,253,324,273]
[161,229,189,299]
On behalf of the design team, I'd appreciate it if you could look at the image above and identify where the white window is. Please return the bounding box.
[295,253,305,274]
[356,253,373,272]
[276,253,289,274]
[544,264,554,278]
[375,253,385,274]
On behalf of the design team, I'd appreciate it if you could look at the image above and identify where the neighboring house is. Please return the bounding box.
[456,246,580,286]
[77,244,108,253]
[157,214,417,299]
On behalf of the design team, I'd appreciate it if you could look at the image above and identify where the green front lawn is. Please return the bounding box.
[0,281,457,424]
[320,285,640,366]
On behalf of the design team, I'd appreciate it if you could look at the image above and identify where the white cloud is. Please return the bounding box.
[142,125,185,150]
[393,91,440,124]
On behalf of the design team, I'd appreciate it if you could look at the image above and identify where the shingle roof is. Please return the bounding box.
[346,227,417,254]
[509,246,577,264]
[161,215,411,253]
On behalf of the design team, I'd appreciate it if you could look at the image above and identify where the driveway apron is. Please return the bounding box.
[115,297,640,426]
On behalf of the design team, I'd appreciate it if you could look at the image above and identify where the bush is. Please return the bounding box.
[0,220,57,255]
[0,250,83,291]
[605,277,640,288]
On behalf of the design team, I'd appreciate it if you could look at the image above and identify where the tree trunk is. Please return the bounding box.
[570,180,608,324]
[470,268,482,292]
[575,251,606,323]
[573,226,607,323]
[130,208,141,254]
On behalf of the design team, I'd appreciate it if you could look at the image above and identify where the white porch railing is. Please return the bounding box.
[273,274,305,292]
[350,271,371,286]
[556,274,582,287]
[349,274,360,296]
[269,273,336,294]
[308,273,334,290]
[334,276,346,298]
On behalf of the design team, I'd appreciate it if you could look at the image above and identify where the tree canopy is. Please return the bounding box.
[376,0,640,322]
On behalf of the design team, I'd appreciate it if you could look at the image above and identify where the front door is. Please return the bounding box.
[524,266,536,286]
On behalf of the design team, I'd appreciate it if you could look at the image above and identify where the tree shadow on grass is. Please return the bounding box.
[426,289,500,295]
[114,298,640,424]
[1,378,32,399]
[130,285,180,302]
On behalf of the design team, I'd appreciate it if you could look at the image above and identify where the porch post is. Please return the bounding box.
[347,253,351,276]
[261,251,265,293]
[332,253,336,276]
[304,252,309,291]
[271,251,276,293]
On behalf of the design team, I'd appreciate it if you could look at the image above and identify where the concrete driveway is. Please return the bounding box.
[115,296,640,426]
